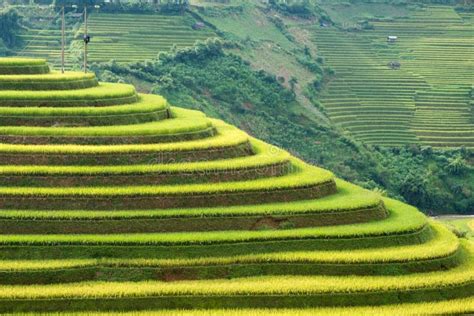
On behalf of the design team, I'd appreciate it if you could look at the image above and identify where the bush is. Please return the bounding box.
[445,155,468,175]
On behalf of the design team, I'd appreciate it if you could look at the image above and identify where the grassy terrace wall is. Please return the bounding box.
[306,5,474,147]
[0,58,471,314]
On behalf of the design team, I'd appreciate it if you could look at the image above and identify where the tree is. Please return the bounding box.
[0,8,21,48]
[446,155,468,175]
[399,173,428,207]
[289,76,298,92]
[303,45,311,57]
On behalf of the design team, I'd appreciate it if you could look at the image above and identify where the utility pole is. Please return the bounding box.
[61,5,65,74]
[83,5,88,73]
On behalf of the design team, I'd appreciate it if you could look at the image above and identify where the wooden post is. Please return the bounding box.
[84,5,88,73]
[61,6,65,74]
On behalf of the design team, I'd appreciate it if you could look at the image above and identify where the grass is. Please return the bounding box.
[0,53,470,313]
[0,71,98,90]
[0,107,211,137]
[0,223,457,271]
[0,71,95,82]
[302,5,474,147]
[436,216,474,241]
[0,94,168,117]
[0,119,249,154]
[0,158,333,196]
[0,200,426,245]
[0,58,47,66]
[83,13,215,63]
[0,242,470,298]
[12,297,472,315]
[0,180,371,220]
[0,138,288,176]
[0,82,137,106]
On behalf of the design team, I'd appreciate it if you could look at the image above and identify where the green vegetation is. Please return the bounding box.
[0,6,472,312]
[12,5,79,70]
[0,198,427,246]
[5,1,474,216]
[0,8,22,54]
[0,57,49,74]
[0,82,137,106]
[92,36,473,214]
[0,119,249,154]
[305,4,474,147]
[0,107,213,143]
[0,94,167,116]
[84,13,215,63]
[0,180,378,220]
[7,298,473,316]
[0,71,98,90]
[0,93,169,126]
[437,216,474,240]
[0,222,454,266]
[0,252,470,297]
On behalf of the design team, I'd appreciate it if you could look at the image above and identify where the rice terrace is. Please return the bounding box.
[0,0,472,315]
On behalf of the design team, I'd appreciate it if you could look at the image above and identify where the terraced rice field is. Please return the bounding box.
[15,12,215,68]
[15,7,80,71]
[305,6,473,147]
[0,57,471,314]
[83,13,216,63]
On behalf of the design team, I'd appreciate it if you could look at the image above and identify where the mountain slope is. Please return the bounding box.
[0,57,471,314]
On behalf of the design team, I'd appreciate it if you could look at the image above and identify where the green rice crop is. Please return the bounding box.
[0,199,427,245]
[0,58,47,66]
[0,107,211,137]
[0,242,470,298]
[0,138,289,176]
[0,158,333,196]
[0,223,457,271]
[0,180,377,220]
[0,119,249,154]
[0,82,136,103]
[0,72,96,83]
[0,94,168,117]
[15,298,472,316]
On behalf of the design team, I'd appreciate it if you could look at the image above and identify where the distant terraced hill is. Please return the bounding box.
[16,11,215,68]
[82,13,216,63]
[305,5,474,148]
[0,57,471,314]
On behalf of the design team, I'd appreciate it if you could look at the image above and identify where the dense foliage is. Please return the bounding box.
[0,8,21,51]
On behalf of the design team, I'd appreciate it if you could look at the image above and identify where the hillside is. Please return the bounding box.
[307,4,473,147]
[0,56,472,314]
[82,13,215,63]
[11,6,215,69]
[80,1,474,214]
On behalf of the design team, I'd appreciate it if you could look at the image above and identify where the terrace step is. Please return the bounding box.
[0,72,98,90]
[0,159,337,210]
[0,58,50,75]
[0,241,470,312]
[0,120,254,165]
[0,223,460,284]
[0,181,384,234]
[0,94,169,127]
[0,198,431,255]
[0,108,215,145]
[0,83,138,107]
[0,140,292,187]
